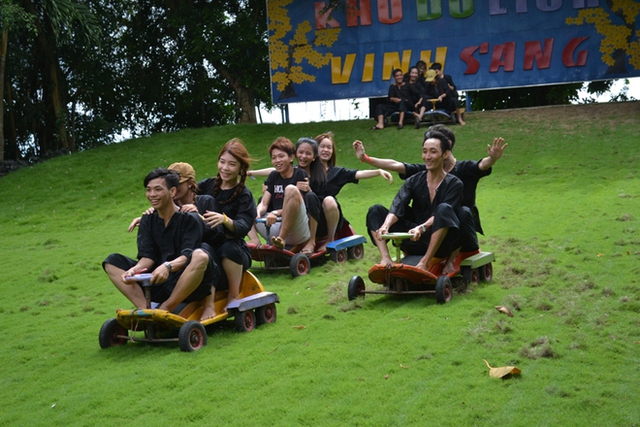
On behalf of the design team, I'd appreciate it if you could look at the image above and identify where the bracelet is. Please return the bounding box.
[223,213,229,224]
[163,261,172,272]
[362,154,371,164]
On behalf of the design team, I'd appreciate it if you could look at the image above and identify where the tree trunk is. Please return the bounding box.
[0,28,7,160]
[212,59,257,124]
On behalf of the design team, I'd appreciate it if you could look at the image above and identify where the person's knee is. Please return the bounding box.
[323,196,338,211]
[435,203,454,216]
[284,185,302,202]
[190,249,210,269]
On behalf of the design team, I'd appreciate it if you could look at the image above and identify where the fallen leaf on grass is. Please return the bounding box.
[597,253,604,257]
[400,364,410,369]
[292,325,306,330]
[483,359,521,378]
[384,374,389,379]
[495,305,514,317]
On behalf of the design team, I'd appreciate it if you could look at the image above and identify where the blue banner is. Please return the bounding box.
[267,0,640,103]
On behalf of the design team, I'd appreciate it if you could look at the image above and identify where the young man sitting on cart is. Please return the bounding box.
[366,131,462,271]
[103,168,219,315]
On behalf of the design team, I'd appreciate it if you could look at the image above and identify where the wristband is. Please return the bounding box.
[362,154,371,164]
[163,261,172,272]
[419,225,427,234]
[223,213,229,224]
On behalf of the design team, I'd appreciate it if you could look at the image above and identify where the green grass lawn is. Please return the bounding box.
[1,102,639,426]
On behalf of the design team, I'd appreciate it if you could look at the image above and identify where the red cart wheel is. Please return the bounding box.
[256,303,277,326]
[289,253,310,277]
[347,276,366,301]
[234,310,256,332]
[330,249,348,264]
[435,275,453,304]
[178,321,207,352]
[348,244,365,260]
[99,318,128,349]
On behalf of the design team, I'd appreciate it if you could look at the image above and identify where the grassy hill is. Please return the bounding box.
[1,102,639,426]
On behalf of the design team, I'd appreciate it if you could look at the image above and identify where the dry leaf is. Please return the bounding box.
[495,305,514,317]
[292,325,306,330]
[384,374,389,379]
[483,359,521,378]
[400,364,410,369]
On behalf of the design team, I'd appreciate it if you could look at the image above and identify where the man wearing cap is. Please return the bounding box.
[424,67,465,126]
[103,167,218,315]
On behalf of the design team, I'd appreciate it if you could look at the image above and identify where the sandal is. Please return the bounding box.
[300,248,314,255]
[397,124,404,130]
[271,236,285,249]
[370,125,383,131]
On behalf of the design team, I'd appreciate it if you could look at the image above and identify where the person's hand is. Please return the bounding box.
[180,204,198,213]
[408,225,424,241]
[296,178,310,193]
[488,137,508,161]
[128,217,141,233]
[150,264,169,284]
[353,140,365,161]
[261,183,267,194]
[121,267,147,284]
[379,169,393,184]
[203,210,225,228]
[266,211,278,226]
[375,225,389,239]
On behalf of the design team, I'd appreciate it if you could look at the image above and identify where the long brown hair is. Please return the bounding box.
[212,138,255,205]
[315,132,337,167]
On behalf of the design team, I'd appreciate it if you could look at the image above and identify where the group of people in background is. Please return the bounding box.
[372,61,466,130]
[102,125,507,323]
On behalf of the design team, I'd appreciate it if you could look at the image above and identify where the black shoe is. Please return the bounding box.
[414,120,420,129]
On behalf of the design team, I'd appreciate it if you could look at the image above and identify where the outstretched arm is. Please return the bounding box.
[247,167,275,178]
[478,137,508,171]
[354,168,393,184]
[353,140,407,174]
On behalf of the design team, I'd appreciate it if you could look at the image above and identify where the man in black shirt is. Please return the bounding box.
[103,168,218,313]
[366,131,462,270]
[371,68,405,130]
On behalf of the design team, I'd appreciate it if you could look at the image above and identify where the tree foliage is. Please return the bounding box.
[2,0,272,161]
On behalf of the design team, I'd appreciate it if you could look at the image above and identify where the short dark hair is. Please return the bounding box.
[425,124,455,150]
[143,168,180,189]
[423,130,451,154]
[416,60,427,67]
[393,68,403,76]
[430,62,442,71]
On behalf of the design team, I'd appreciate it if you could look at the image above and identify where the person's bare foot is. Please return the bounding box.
[458,117,466,126]
[200,306,217,322]
[442,260,456,275]
[377,255,394,267]
[301,241,315,255]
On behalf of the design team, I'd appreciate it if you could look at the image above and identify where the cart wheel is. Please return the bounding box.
[435,275,453,304]
[256,303,277,326]
[478,262,493,282]
[289,253,310,277]
[99,318,128,349]
[330,249,348,264]
[471,268,480,284]
[178,321,207,352]
[235,310,256,332]
[348,244,365,260]
[347,276,366,301]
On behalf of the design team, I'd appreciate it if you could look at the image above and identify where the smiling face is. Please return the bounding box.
[145,177,175,210]
[271,148,294,175]
[218,151,242,186]
[422,138,448,171]
[295,142,316,170]
[409,68,419,83]
[318,138,334,166]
